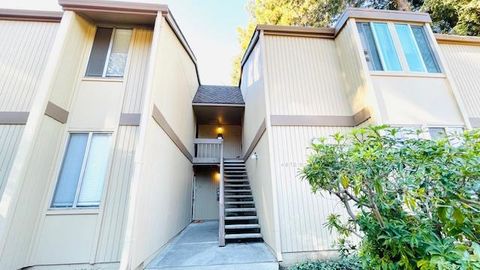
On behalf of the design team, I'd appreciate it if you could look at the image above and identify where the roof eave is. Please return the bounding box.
[0,8,63,22]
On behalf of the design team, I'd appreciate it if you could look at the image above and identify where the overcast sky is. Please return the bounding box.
[1,0,249,86]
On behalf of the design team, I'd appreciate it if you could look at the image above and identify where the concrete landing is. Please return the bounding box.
[145,221,278,270]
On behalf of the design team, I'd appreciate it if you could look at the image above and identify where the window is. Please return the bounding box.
[357,22,441,73]
[85,27,132,78]
[51,133,112,208]
[371,22,402,71]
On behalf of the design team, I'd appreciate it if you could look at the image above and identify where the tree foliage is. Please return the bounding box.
[231,0,480,84]
[301,126,480,269]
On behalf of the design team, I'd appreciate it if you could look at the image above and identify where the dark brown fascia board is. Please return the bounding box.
[435,34,480,46]
[258,24,335,38]
[335,8,432,34]
[192,103,245,107]
[59,0,168,16]
[0,9,63,22]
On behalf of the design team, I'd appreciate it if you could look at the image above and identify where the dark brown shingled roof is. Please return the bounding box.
[193,85,244,105]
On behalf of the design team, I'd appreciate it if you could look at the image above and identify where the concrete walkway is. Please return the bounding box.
[145,221,278,270]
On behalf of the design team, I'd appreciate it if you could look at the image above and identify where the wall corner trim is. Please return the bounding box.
[152,104,193,162]
[44,101,69,124]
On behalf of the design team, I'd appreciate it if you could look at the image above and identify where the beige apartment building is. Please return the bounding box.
[0,1,479,269]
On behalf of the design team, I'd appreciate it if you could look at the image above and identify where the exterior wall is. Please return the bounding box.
[0,20,58,196]
[0,11,154,269]
[270,126,349,260]
[265,36,352,116]
[245,132,277,253]
[371,75,464,126]
[198,124,242,158]
[241,38,280,255]
[122,16,199,269]
[438,42,480,119]
[0,12,93,269]
[241,44,266,155]
[262,34,354,262]
[335,20,378,120]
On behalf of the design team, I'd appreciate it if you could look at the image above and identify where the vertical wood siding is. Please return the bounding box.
[264,35,352,116]
[439,43,480,117]
[96,126,138,262]
[122,29,153,114]
[0,21,58,111]
[0,125,24,192]
[271,126,351,253]
[335,22,370,114]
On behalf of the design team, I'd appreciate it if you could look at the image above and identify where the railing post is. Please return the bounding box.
[218,139,225,247]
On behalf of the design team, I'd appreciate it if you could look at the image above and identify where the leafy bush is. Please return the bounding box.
[301,126,480,269]
[289,256,362,270]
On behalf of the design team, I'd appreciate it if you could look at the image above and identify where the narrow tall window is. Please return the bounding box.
[51,132,112,208]
[411,26,441,73]
[357,22,383,71]
[371,22,402,71]
[395,24,425,72]
[85,27,132,78]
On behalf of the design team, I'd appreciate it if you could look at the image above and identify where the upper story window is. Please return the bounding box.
[85,27,132,78]
[357,22,441,73]
[51,132,112,209]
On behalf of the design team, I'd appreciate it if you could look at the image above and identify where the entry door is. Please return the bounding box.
[193,170,219,220]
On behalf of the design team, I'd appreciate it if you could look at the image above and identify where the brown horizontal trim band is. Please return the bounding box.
[259,25,335,39]
[0,112,29,125]
[59,0,168,15]
[152,104,193,162]
[243,119,266,161]
[45,101,69,124]
[119,113,141,126]
[270,108,371,127]
[0,9,63,22]
[435,34,480,46]
[470,118,480,128]
[192,103,245,107]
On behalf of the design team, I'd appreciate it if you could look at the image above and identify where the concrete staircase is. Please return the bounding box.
[222,159,262,242]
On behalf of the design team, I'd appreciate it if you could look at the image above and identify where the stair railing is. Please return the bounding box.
[219,141,225,246]
[193,139,223,164]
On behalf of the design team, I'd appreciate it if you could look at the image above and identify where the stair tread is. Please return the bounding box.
[225,184,250,187]
[225,189,251,192]
[225,233,262,239]
[225,208,256,212]
[225,224,261,229]
[225,215,258,220]
[225,195,253,198]
[225,201,254,204]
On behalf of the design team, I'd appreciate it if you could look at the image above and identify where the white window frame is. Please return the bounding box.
[357,21,442,75]
[50,131,113,209]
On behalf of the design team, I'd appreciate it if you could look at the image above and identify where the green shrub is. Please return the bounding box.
[301,126,480,269]
[288,256,362,270]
